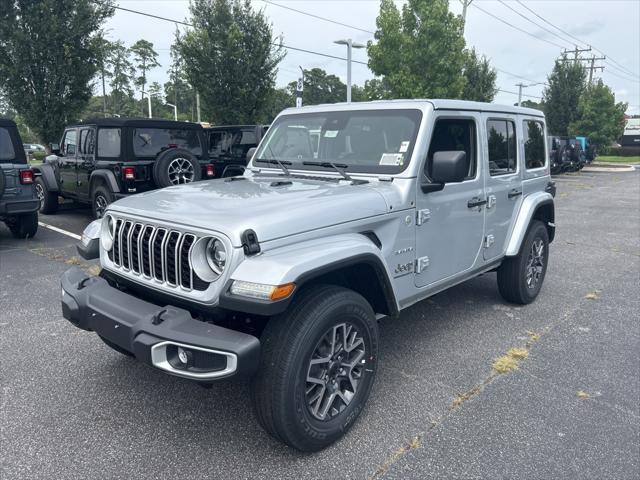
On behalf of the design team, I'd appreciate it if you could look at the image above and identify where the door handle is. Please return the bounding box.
[508,189,523,198]
[467,197,487,209]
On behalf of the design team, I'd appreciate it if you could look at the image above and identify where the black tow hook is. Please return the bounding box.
[77,276,93,290]
[151,309,168,325]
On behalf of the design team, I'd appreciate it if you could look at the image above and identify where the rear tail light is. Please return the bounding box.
[206,164,215,177]
[20,169,34,184]
[123,166,135,180]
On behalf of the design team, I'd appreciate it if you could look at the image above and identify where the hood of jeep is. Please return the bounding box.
[108,175,389,246]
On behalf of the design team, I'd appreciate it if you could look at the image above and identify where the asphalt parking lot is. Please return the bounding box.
[1,171,638,479]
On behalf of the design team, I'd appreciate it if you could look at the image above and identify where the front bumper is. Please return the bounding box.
[60,267,260,381]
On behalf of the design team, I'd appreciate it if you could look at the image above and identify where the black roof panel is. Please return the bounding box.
[72,117,203,130]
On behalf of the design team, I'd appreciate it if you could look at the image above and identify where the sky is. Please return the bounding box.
[104,0,640,114]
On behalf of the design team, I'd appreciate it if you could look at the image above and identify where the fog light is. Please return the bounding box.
[178,347,189,364]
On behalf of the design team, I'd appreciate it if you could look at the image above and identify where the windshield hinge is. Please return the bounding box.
[416,209,431,226]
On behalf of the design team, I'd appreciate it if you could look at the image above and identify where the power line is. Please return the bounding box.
[497,0,573,50]
[261,1,375,35]
[497,88,542,101]
[104,2,369,65]
[494,67,545,86]
[514,0,639,79]
[470,3,566,50]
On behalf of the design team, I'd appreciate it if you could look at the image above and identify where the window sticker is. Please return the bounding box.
[324,130,339,138]
[380,153,404,166]
[399,140,410,153]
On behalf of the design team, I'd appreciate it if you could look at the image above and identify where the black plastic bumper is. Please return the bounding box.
[60,267,260,381]
[0,198,39,216]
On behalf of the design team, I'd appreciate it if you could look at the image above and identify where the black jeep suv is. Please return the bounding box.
[34,118,214,219]
[0,119,38,238]
[206,125,268,178]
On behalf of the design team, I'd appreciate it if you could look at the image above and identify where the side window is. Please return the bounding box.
[487,120,517,176]
[79,128,95,155]
[62,129,77,156]
[426,118,477,180]
[523,120,545,169]
[97,128,121,158]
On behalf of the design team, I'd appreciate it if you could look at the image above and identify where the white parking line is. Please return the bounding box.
[38,222,81,240]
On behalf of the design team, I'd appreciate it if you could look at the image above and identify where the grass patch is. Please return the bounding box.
[65,256,83,265]
[450,385,482,410]
[596,156,640,164]
[576,390,590,399]
[493,346,531,374]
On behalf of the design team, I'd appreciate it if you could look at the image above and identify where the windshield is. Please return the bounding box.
[254,109,422,174]
[133,128,202,157]
[0,127,17,163]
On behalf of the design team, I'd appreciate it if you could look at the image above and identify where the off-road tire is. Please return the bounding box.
[35,177,59,214]
[98,335,134,357]
[91,184,113,219]
[6,212,38,239]
[251,285,379,452]
[153,149,201,188]
[497,220,549,304]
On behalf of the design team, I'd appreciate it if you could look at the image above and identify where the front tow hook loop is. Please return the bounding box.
[77,277,92,290]
[152,309,168,325]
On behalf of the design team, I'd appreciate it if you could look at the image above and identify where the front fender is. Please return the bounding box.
[505,192,554,256]
[222,233,398,315]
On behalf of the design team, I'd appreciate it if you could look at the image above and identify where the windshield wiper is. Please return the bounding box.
[303,161,368,185]
[254,158,292,176]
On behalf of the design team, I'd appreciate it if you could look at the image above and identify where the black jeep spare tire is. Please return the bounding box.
[251,285,379,452]
[153,148,201,188]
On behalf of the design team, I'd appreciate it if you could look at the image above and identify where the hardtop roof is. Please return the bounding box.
[0,118,17,128]
[71,117,204,130]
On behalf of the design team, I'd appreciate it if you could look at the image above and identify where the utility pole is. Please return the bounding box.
[296,66,304,108]
[141,91,152,118]
[587,55,606,85]
[563,46,592,63]
[196,92,201,123]
[334,39,365,103]
[516,82,544,106]
[460,0,473,35]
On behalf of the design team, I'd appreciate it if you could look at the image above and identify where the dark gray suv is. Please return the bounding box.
[0,119,38,238]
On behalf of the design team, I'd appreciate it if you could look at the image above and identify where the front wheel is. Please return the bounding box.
[251,285,379,452]
[497,220,549,304]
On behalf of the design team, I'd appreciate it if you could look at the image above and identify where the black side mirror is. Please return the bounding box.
[246,147,257,164]
[50,143,61,155]
[421,151,467,193]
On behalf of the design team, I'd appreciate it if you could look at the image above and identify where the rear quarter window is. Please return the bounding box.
[0,127,16,162]
[97,128,121,158]
[523,120,546,169]
[133,128,202,157]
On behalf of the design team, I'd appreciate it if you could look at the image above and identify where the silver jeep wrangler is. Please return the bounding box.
[62,100,555,451]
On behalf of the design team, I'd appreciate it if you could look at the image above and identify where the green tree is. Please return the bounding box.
[95,36,114,117]
[130,39,160,103]
[177,0,285,124]
[109,40,135,115]
[287,68,346,106]
[0,0,114,143]
[569,79,627,150]
[164,43,195,121]
[367,0,466,99]
[262,87,293,122]
[542,56,587,135]
[519,99,544,111]
[461,48,497,102]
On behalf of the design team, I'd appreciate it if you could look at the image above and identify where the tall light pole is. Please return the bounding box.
[516,82,543,106]
[334,38,365,103]
[166,102,177,121]
[141,91,152,118]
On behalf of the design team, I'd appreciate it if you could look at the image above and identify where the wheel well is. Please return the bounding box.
[89,175,107,194]
[533,201,555,243]
[299,261,397,317]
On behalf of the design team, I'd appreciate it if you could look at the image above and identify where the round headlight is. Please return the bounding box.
[206,238,227,274]
[100,215,115,251]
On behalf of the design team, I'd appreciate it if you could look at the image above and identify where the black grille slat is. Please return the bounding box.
[141,226,154,276]
[153,229,167,282]
[180,235,195,289]
[166,232,180,286]
[121,221,132,270]
[112,220,123,265]
[130,224,143,273]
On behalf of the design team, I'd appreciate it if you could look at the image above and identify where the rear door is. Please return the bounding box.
[482,116,522,260]
[59,128,78,196]
[77,127,96,200]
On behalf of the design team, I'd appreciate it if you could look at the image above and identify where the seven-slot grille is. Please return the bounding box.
[107,219,209,291]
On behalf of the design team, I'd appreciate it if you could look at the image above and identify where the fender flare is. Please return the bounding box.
[220,233,398,317]
[89,169,121,194]
[32,162,59,192]
[505,192,555,256]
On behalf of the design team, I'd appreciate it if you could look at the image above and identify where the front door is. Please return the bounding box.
[482,116,523,260]
[59,128,78,196]
[77,127,96,200]
[415,114,486,288]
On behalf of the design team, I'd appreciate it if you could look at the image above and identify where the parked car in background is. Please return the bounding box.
[65,100,555,452]
[33,118,215,219]
[549,136,583,174]
[0,119,38,238]
[205,125,268,178]
[575,136,596,163]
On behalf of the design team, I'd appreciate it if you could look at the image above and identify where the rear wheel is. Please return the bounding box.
[91,184,113,219]
[6,211,38,239]
[251,285,379,452]
[497,220,549,304]
[35,177,58,214]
